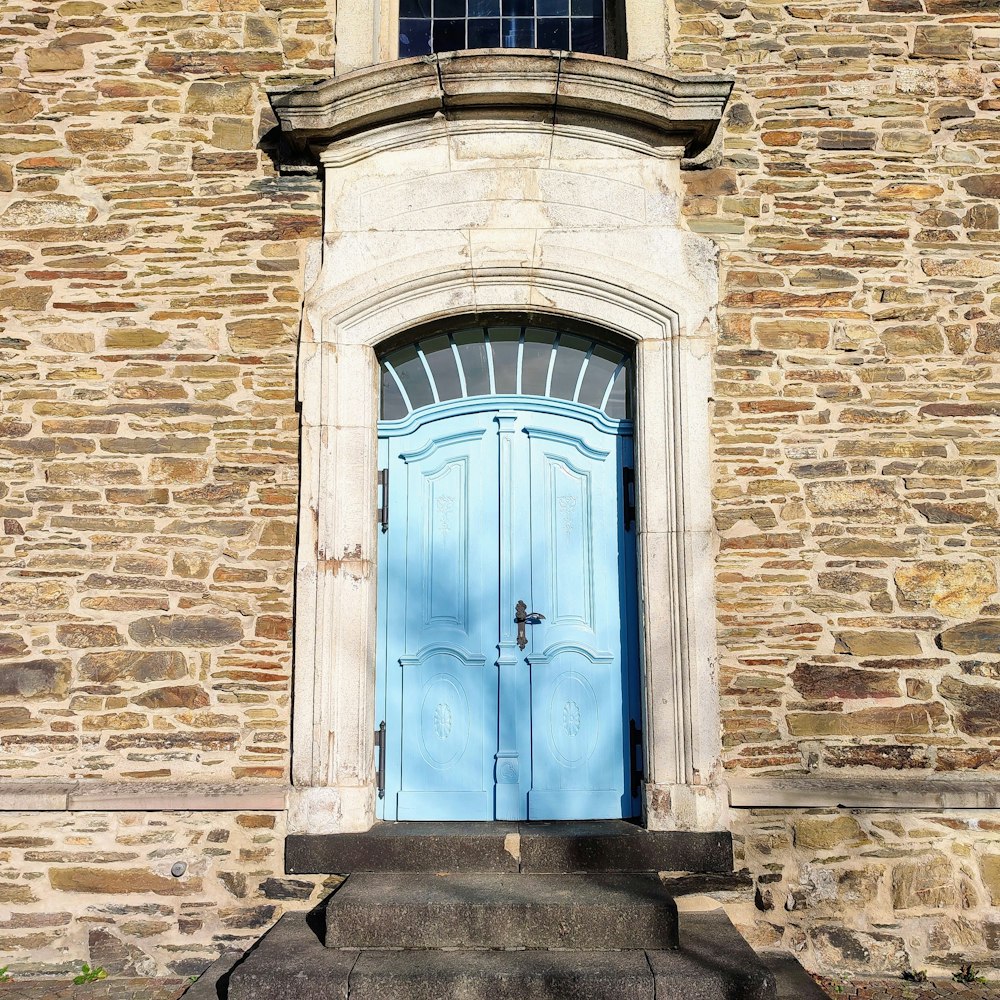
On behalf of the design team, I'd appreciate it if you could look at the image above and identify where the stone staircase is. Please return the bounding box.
[187,822,795,1000]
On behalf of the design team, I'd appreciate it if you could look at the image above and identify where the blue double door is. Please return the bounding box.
[377,400,640,821]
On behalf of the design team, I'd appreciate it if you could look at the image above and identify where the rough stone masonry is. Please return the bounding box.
[0,0,999,981]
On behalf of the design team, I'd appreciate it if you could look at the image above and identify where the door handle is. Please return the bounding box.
[514,600,545,651]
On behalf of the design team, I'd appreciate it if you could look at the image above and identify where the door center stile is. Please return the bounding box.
[494,411,522,820]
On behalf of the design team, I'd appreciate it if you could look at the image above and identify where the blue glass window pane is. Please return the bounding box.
[399,18,432,54]
[436,0,466,18]
[400,0,431,17]
[453,330,492,397]
[467,17,501,44]
[605,364,629,419]
[434,17,466,48]
[520,329,554,396]
[501,0,533,16]
[537,0,569,15]
[578,342,622,410]
[489,327,520,395]
[571,0,600,15]
[537,18,569,48]
[381,369,408,419]
[469,0,501,16]
[420,336,463,402]
[549,334,590,401]
[390,345,436,411]
[570,15,602,52]
[502,16,534,45]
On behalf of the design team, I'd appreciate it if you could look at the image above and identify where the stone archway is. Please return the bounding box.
[272,51,733,835]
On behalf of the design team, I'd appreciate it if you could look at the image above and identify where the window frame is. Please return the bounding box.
[388,0,627,60]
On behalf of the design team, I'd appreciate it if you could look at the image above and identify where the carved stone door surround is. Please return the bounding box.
[271,51,733,834]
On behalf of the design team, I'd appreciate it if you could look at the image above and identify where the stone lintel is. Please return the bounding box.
[0,781,290,812]
[270,49,733,160]
[729,776,1000,810]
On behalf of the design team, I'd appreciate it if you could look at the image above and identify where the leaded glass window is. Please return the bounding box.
[379,322,632,420]
[399,0,605,57]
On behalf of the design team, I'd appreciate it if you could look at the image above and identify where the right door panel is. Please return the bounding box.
[519,413,639,819]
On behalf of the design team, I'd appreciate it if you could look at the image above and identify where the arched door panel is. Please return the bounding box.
[376,326,639,822]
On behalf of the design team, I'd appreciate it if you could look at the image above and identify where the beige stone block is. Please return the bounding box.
[28,45,84,72]
[804,480,909,523]
[881,132,932,154]
[0,195,97,226]
[0,285,51,311]
[55,623,123,648]
[832,630,922,656]
[50,867,203,896]
[755,320,829,350]
[786,704,941,737]
[895,560,996,618]
[794,815,868,850]
[65,128,132,152]
[892,857,959,910]
[939,675,1000,737]
[0,91,43,123]
[185,79,256,115]
[211,116,255,150]
[979,854,1000,905]
[912,26,972,60]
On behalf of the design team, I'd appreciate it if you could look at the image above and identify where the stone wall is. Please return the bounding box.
[2,0,999,981]
[682,0,1000,975]
[0,1,330,785]
[0,0,331,976]
[688,0,1000,777]
[0,810,328,977]
[730,808,1000,977]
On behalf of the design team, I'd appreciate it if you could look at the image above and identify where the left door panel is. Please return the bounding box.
[379,414,499,820]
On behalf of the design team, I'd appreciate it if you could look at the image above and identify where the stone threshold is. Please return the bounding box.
[286,820,734,874]
[729,776,1000,810]
[0,781,289,812]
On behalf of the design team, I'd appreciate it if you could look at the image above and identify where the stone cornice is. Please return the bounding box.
[270,50,733,160]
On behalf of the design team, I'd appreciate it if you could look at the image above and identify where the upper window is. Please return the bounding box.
[399,0,606,57]
[379,321,632,420]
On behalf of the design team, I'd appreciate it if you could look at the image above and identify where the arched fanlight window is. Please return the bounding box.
[379,322,632,420]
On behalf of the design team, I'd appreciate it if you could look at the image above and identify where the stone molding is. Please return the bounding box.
[0,782,289,812]
[283,99,734,833]
[728,777,1000,810]
[8,779,1000,813]
[271,50,732,161]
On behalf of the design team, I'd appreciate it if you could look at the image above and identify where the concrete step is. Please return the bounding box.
[220,908,777,1000]
[760,950,831,1000]
[286,821,733,875]
[324,872,679,950]
[346,950,654,999]
[226,913,355,1000]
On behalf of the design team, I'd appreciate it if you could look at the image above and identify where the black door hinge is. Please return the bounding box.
[622,467,635,530]
[375,720,386,798]
[377,468,389,532]
[629,719,643,798]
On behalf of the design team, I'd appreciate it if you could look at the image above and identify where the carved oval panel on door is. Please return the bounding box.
[547,669,600,768]
[418,672,471,769]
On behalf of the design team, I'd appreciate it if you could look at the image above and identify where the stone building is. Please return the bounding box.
[1,0,999,987]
